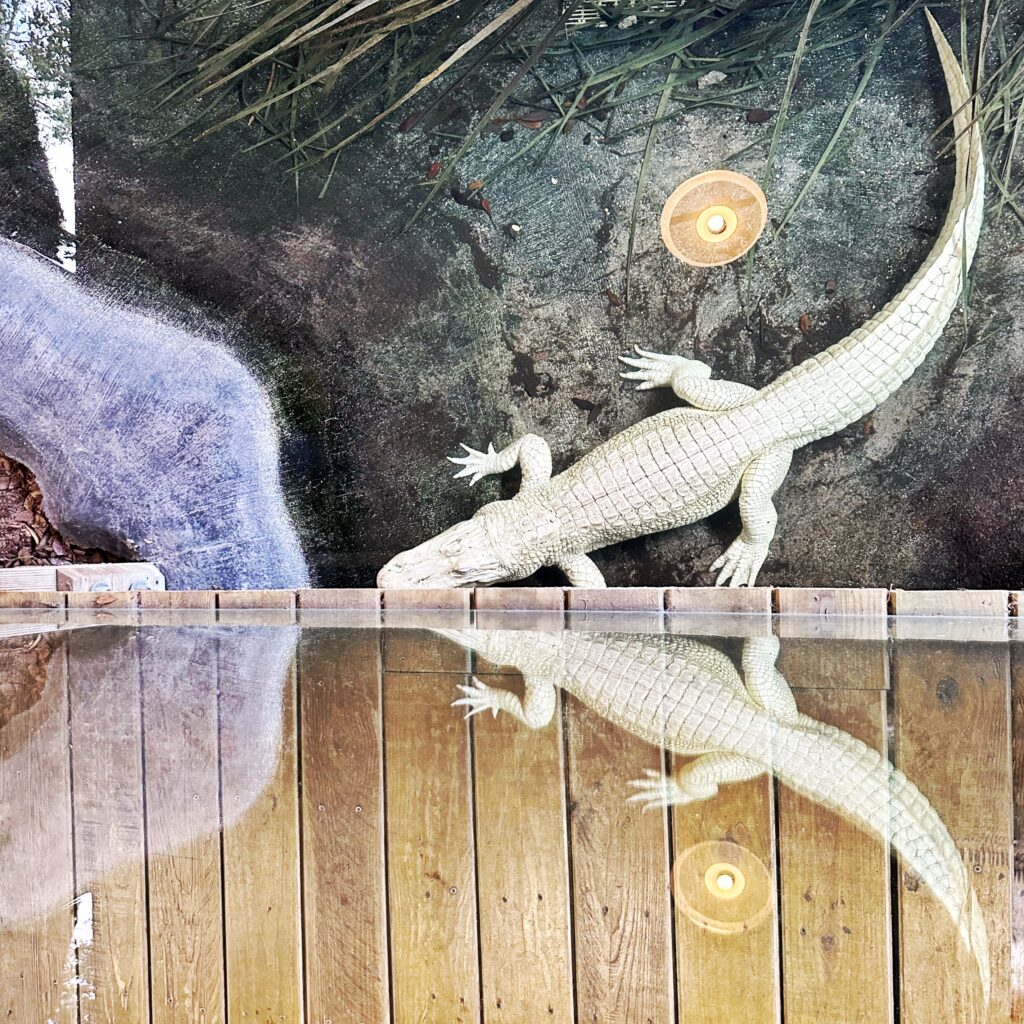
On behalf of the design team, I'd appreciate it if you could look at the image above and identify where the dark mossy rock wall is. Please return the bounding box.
[60,4,1024,587]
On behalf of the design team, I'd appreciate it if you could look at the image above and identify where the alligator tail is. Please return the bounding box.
[778,717,990,1007]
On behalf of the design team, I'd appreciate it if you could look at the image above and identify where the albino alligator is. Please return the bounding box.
[377,14,983,590]
[436,625,990,1003]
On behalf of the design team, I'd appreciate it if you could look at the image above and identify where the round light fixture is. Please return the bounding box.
[660,170,768,267]
[672,840,773,935]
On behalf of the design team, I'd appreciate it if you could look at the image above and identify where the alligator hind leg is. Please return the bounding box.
[557,553,606,588]
[619,346,758,409]
[449,433,552,491]
[712,444,793,587]
[452,673,556,728]
[628,753,766,811]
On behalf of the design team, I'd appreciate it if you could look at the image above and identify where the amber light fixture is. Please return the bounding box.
[660,169,768,267]
[672,839,773,935]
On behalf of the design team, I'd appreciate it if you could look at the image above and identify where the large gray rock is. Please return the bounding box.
[60,5,1024,587]
[0,239,309,589]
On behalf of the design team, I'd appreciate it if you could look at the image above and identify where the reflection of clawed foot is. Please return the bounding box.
[627,769,691,811]
[448,443,498,486]
[619,346,711,390]
[452,677,503,718]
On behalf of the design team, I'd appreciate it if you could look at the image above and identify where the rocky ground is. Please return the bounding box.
[5,3,1024,589]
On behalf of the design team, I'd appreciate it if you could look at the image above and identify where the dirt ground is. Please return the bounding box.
[0,453,111,567]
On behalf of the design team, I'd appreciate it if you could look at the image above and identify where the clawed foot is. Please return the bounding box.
[452,677,503,718]
[627,770,693,811]
[710,536,769,588]
[619,346,711,390]
[448,443,498,486]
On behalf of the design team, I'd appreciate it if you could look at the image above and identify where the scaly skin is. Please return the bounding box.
[377,15,983,590]
[436,625,990,1004]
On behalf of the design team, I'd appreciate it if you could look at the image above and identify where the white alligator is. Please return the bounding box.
[377,13,983,590]
[436,625,990,1003]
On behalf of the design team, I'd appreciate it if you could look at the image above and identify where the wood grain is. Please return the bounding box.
[0,635,76,1023]
[565,695,675,1023]
[221,651,303,1022]
[565,587,665,612]
[666,586,773,614]
[1009,645,1023,1022]
[301,630,390,1024]
[777,690,893,1024]
[472,675,574,1022]
[893,642,1013,1023]
[67,628,149,1024]
[217,588,297,610]
[889,590,1009,617]
[384,670,480,1024]
[472,587,565,611]
[142,629,225,1024]
[671,761,780,1024]
[776,587,888,617]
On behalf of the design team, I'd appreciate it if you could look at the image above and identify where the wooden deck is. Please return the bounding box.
[0,613,1019,1023]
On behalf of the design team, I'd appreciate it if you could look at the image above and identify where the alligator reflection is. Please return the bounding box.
[0,623,295,928]
[436,627,990,1005]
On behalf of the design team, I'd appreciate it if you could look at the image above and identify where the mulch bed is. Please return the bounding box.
[0,454,113,567]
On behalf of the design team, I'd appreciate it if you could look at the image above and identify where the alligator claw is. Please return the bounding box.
[451,677,502,719]
[448,442,498,486]
[626,769,690,811]
[617,346,711,390]
[711,537,769,588]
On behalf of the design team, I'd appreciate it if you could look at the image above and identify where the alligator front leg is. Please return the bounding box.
[452,673,556,728]
[448,433,552,491]
[712,444,793,588]
[619,346,758,410]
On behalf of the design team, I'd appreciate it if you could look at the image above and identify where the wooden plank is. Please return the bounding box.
[1009,646,1024,1022]
[300,630,389,1024]
[0,565,58,591]
[777,638,889,689]
[384,671,480,1024]
[0,634,76,1024]
[890,589,1009,617]
[382,589,472,611]
[776,587,888,617]
[0,590,65,608]
[472,587,565,611]
[777,689,893,1024]
[666,586,773,614]
[217,588,296,611]
[297,587,381,610]
[472,675,574,1022]
[671,757,780,1024]
[66,590,139,610]
[138,590,218,610]
[67,627,149,1024]
[565,694,675,1023]
[57,563,164,593]
[142,629,225,1024]
[893,642,1013,1023]
[221,647,303,1022]
[565,587,665,612]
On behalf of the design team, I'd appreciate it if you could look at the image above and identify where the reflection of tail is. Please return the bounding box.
[778,719,989,1006]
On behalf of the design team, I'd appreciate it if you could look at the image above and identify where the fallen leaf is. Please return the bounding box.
[798,313,810,335]
[746,108,773,124]
[398,111,421,132]
[467,179,484,191]
[426,161,442,180]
